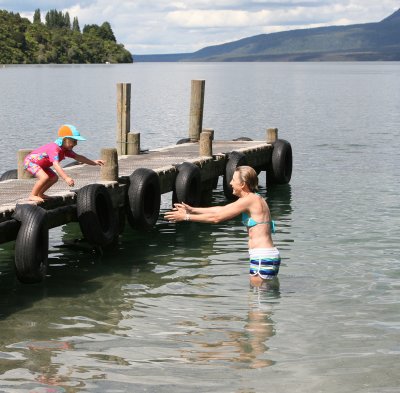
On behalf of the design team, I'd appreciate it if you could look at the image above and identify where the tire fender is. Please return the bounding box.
[268,139,293,184]
[77,184,118,246]
[172,162,202,206]
[127,168,160,230]
[176,138,192,145]
[223,151,247,200]
[0,169,18,181]
[13,204,48,284]
[233,137,253,141]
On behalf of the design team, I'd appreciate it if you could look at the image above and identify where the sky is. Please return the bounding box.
[1,0,399,55]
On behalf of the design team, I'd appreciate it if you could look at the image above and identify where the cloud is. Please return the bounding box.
[2,0,399,54]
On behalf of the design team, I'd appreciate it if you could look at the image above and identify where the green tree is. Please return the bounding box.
[65,12,71,29]
[0,9,132,64]
[100,22,116,42]
[33,9,41,24]
[72,17,80,33]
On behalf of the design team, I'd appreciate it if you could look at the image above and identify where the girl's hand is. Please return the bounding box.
[65,177,74,187]
[94,160,105,166]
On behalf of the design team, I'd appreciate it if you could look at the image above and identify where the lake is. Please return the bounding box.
[0,62,400,392]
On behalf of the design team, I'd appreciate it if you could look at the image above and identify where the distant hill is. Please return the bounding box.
[134,8,400,62]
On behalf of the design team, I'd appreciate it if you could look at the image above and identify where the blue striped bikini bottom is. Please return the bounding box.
[249,247,281,279]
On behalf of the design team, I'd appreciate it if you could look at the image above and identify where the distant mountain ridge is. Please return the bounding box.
[134,9,400,62]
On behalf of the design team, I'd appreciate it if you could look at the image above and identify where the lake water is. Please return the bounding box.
[0,62,400,392]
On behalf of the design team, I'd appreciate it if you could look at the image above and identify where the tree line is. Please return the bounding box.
[0,9,133,64]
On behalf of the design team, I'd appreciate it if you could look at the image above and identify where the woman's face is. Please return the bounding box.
[230,171,244,196]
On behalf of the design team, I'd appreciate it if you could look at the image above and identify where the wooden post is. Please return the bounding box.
[127,132,140,155]
[100,148,119,181]
[17,149,33,179]
[189,80,205,142]
[202,128,214,140]
[199,130,213,157]
[266,128,278,143]
[116,83,131,155]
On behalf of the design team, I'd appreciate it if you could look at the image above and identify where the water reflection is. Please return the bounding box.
[0,184,291,391]
[178,280,280,370]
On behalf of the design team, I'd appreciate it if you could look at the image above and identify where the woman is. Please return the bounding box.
[164,165,280,285]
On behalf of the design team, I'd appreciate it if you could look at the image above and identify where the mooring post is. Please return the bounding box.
[199,129,213,157]
[17,149,33,179]
[266,128,278,143]
[127,132,140,155]
[202,128,214,140]
[116,83,131,155]
[100,148,119,181]
[189,80,205,142]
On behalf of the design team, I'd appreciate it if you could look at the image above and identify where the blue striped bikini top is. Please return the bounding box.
[241,212,276,233]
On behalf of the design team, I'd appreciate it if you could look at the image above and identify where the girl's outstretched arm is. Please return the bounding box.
[74,154,105,166]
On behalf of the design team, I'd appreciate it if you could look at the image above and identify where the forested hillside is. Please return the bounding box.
[0,9,132,64]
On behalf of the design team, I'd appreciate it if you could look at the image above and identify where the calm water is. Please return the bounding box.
[0,63,400,392]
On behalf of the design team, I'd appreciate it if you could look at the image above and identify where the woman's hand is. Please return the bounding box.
[164,204,186,222]
[93,159,105,166]
[174,202,193,213]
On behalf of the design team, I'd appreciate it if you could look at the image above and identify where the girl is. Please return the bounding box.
[24,124,104,203]
[164,165,280,286]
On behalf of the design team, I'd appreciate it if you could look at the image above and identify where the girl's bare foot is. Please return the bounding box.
[39,194,53,200]
[29,195,45,203]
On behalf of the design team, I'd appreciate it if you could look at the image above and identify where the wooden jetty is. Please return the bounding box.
[0,81,292,284]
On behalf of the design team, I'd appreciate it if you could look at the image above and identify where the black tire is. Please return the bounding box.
[176,138,192,145]
[268,139,293,184]
[172,162,202,206]
[14,204,48,284]
[223,151,247,200]
[127,168,160,230]
[233,137,253,141]
[77,184,118,246]
[117,206,126,234]
[0,169,18,181]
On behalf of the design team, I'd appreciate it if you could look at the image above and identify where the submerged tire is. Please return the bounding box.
[77,184,118,246]
[127,168,160,230]
[223,151,247,200]
[0,169,18,181]
[172,162,202,206]
[176,138,192,145]
[268,139,293,184]
[14,204,48,284]
[233,137,253,141]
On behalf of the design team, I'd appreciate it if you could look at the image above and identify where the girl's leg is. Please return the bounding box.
[29,170,52,202]
[37,172,58,198]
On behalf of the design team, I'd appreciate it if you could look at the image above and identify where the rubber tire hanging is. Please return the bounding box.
[268,139,293,184]
[172,162,202,207]
[77,184,118,246]
[0,169,17,181]
[126,168,161,230]
[223,151,247,200]
[14,204,49,284]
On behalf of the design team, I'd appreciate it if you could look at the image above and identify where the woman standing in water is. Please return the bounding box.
[164,166,280,286]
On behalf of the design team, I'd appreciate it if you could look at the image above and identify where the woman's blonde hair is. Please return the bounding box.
[235,166,259,192]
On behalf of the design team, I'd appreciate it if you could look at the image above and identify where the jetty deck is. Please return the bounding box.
[0,140,271,230]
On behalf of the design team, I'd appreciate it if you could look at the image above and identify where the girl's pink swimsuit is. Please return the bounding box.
[24,142,77,177]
